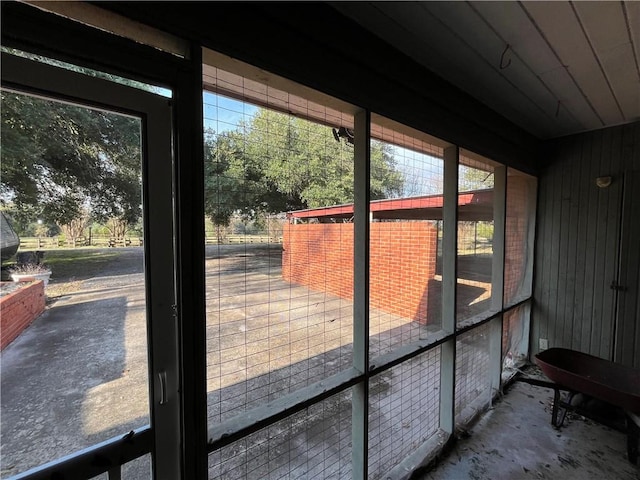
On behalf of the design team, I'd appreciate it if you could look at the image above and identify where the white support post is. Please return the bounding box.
[524,176,538,297]
[490,166,507,395]
[352,109,370,480]
[492,165,507,314]
[440,145,458,435]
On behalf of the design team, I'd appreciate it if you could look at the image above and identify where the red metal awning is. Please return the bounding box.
[287,189,493,222]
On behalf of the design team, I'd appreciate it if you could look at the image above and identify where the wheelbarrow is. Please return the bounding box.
[520,347,640,464]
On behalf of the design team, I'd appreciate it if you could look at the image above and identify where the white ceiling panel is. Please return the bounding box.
[519,2,624,125]
[598,43,640,121]
[627,2,640,67]
[332,1,638,139]
[470,2,560,74]
[422,2,579,135]
[574,2,630,51]
[573,1,640,122]
[471,2,597,132]
[374,2,559,137]
[538,66,604,132]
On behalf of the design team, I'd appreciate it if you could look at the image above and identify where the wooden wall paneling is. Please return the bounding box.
[616,124,640,367]
[591,130,607,355]
[552,147,565,347]
[562,137,581,349]
[531,125,639,361]
[531,161,548,355]
[600,128,624,359]
[581,129,601,353]
[617,170,640,367]
[634,242,640,369]
[571,136,592,350]
[633,123,640,368]
[590,128,618,358]
[534,160,552,350]
[544,158,556,352]
[547,147,564,349]
[543,157,561,348]
[628,122,640,171]
[554,142,572,347]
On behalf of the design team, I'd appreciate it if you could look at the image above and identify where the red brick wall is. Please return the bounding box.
[283,222,438,323]
[0,280,45,350]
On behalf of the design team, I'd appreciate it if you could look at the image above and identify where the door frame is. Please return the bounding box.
[1,52,181,478]
[613,169,640,368]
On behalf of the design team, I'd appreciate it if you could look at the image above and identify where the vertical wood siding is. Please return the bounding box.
[615,123,640,367]
[533,122,640,364]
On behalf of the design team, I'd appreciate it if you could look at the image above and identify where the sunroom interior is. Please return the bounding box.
[1,2,639,479]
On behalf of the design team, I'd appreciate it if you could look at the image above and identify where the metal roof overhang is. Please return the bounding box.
[287,189,494,222]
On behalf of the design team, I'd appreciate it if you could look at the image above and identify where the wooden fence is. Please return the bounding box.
[18,236,143,250]
[204,234,282,245]
[18,235,281,250]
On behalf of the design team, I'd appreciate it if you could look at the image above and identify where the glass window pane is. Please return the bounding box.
[2,47,171,97]
[369,115,445,358]
[455,324,491,428]
[203,68,355,426]
[368,347,441,478]
[457,151,497,327]
[1,91,149,474]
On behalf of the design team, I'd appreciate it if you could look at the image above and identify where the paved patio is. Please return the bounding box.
[0,245,441,477]
[1,244,490,478]
[1,248,151,478]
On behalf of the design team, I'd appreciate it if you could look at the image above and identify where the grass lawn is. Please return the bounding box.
[44,250,120,281]
[40,248,140,299]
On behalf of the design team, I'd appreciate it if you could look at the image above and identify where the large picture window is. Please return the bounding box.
[0,39,536,479]
[201,49,537,479]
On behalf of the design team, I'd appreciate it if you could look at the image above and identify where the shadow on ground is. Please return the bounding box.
[1,249,150,478]
[1,244,495,479]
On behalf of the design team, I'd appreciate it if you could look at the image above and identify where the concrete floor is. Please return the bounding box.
[420,376,639,480]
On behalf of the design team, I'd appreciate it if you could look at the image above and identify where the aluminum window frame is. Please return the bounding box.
[1,52,181,480]
[199,54,537,478]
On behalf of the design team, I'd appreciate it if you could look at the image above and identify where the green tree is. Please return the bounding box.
[204,109,404,227]
[459,164,494,192]
[1,91,142,237]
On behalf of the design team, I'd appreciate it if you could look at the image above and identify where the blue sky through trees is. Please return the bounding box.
[202,91,444,198]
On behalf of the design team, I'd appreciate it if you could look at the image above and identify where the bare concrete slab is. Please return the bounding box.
[0,248,150,478]
[420,378,639,480]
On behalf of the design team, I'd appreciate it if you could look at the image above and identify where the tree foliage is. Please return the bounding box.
[459,164,494,192]
[204,109,404,226]
[1,91,142,235]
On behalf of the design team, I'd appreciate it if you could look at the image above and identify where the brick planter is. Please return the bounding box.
[0,280,45,350]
